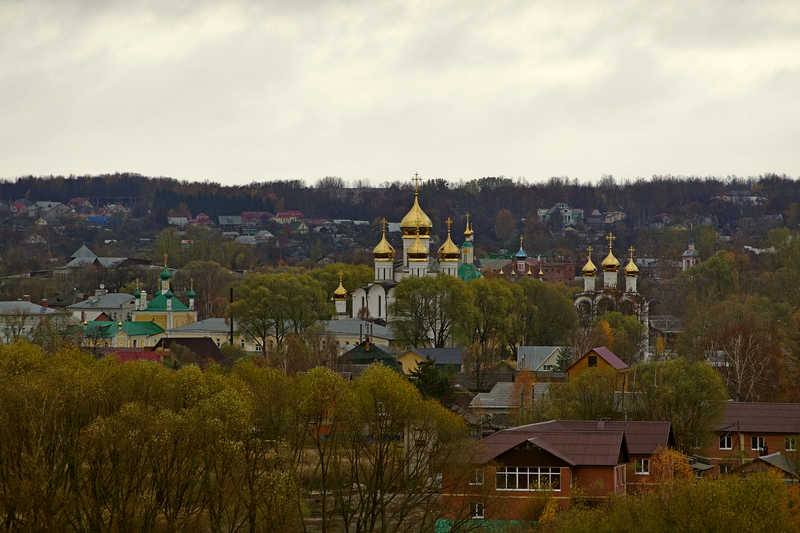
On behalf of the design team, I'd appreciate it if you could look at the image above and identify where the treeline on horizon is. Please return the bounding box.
[4,172,800,239]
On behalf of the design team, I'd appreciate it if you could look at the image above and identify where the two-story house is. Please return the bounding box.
[704,402,800,474]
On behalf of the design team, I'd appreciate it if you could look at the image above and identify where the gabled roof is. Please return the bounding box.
[411,347,463,365]
[218,215,242,225]
[154,337,228,366]
[470,381,550,410]
[517,346,562,371]
[716,402,800,434]
[169,317,232,334]
[68,293,134,310]
[47,289,83,307]
[322,318,395,340]
[474,424,629,466]
[83,320,164,338]
[340,340,402,371]
[142,294,190,312]
[71,245,97,259]
[0,301,59,316]
[566,347,629,372]
[520,420,674,456]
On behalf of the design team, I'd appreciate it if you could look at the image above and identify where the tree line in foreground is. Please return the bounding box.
[0,341,473,533]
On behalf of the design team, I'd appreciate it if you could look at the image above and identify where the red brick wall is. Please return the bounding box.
[701,432,795,474]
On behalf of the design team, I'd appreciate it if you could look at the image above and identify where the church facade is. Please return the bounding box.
[344,176,482,321]
[573,233,649,331]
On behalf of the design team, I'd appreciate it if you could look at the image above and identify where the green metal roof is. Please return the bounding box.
[342,341,402,372]
[83,320,164,338]
[143,293,190,312]
[458,263,483,282]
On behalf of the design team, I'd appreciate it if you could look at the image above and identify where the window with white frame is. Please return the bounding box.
[469,502,484,519]
[719,435,732,450]
[751,436,765,451]
[635,459,649,475]
[786,437,797,452]
[255,343,262,352]
[720,464,732,474]
[495,467,561,491]
[469,469,484,485]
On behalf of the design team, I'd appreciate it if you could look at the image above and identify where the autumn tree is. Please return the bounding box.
[626,359,727,453]
[494,209,515,242]
[389,274,471,348]
[230,272,331,350]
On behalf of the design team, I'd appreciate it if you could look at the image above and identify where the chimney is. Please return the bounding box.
[22,295,30,302]
[365,335,370,351]
[42,299,48,308]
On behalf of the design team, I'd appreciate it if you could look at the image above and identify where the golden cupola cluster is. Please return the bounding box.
[400,174,433,236]
[373,218,395,260]
[625,246,639,277]
[601,233,619,272]
[438,218,460,262]
[582,246,597,277]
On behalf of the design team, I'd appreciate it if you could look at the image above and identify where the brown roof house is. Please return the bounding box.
[702,401,800,475]
[442,420,675,528]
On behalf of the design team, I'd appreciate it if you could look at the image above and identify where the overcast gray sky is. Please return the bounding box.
[1,0,798,185]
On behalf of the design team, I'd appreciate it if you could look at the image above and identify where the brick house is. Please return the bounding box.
[441,420,675,526]
[702,402,800,474]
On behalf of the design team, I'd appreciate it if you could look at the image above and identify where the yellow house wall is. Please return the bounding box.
[566,350,627,391]
[396,352,426,375]
[134,313,168,330]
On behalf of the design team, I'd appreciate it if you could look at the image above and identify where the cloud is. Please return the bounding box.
[1,0,797,184]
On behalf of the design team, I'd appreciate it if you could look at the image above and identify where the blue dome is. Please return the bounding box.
[515,248,527,260]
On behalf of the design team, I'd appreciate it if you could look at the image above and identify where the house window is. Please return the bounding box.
[256,343,262,352]
[216,339,221,347]
[786,437,797,452]
[543,365,554,372]
[588,356,597,367]
[720,464,732,474]
[240,339,245,348]
[469,469,484,486]
[635,459,649,475]
[719,436,732,450]
[751,436,765,451]
[495,467,561,491]
[469,503,484,519]
[132,340,137,347]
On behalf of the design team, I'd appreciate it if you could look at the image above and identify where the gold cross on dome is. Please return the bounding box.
[381,217,386,231]
[520,235,524,247]
[135,277,139,290]
[587,246,593,256]
[339,271,343,283]
[446,217,452,230]
[190,278,194,290]
[164,253,168,268]
[629,246,635,259]
[412,173,421,191]
[606,233,615,248]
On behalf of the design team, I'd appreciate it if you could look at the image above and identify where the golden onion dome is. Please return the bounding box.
[373,230,395,260]
[400,193,433,236]
[438,232,460,262]
[333,275,348,300]
[583,257,597,276]
[408,232,429,261]
[625,258,639,277]
[601,250,619,272]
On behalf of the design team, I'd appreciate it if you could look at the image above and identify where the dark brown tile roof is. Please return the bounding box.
[474,424,629,466]
[716,402,800,434]
[154,337,229,366]
[520,420,674,455]
[564,347,629,373]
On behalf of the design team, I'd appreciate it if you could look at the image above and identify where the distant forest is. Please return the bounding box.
[5,173,800,239]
